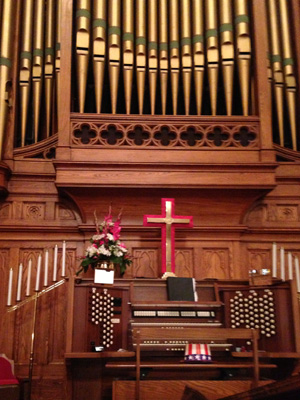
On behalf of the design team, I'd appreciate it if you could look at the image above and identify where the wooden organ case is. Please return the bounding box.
[65,277,300,400]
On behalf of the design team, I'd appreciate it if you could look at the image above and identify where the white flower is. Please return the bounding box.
[92,234,105,240]
[107,233,114,241]
[97,245,111,257]
[86,245,98,257]
[113,250,123,257]
[117,245,127,253]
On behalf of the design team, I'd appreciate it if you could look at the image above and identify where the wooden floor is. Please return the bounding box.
[112,380,273,400]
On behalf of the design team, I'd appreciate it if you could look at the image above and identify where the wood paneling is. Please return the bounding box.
[112,380,271,400]
[0,1,300,399]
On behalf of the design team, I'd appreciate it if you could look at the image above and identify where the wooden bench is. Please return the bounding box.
[106,327,277,400]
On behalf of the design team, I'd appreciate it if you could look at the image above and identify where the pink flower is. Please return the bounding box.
[112,221,121,240]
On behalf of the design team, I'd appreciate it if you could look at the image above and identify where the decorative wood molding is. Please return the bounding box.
[274,143,300,162]
[70,114,260,149]
[13,134,58,159]
[0,162,11,196]
[246,203,300,225]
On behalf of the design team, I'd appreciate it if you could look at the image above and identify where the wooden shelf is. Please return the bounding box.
[105,361,277,369]
[131,301,223,309]
[65,351,135,359]
[231,351,300,359]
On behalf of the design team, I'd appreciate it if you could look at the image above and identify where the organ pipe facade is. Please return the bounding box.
[0,1,299,155]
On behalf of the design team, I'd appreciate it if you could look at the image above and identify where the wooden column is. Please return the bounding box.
[251,0,274,161]
[56,0,73,158]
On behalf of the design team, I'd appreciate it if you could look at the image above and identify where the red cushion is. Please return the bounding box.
[0,357,18,383]
[0,378,19,385]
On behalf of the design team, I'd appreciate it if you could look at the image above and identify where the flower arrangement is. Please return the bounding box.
[77,208,132,276]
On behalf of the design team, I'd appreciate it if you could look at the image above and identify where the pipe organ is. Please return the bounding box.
[0,0,298,152]
[68,278,300,364]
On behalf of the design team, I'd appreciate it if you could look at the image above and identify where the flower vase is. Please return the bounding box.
[111,263,121,278]
[94,262,114,284]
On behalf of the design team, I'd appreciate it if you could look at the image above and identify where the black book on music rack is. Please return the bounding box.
[167,277,197,301]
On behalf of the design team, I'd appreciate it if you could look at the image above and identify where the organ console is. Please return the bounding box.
[65,277,300,399]
[67,277,300,357]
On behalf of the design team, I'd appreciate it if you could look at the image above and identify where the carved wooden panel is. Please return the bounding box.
[0,202,12,218]
[0,249,11,352]
[248,249,270,272]
[71,116,260,149]
[23,202,46,220]
[199,248,231,279]
[174,249,193,277]
[7,247,76,369]
[246,204,268,224]
[56,203,77,221]
[132,249,159,278]
[246,202,300,226]
[276,205,299,221]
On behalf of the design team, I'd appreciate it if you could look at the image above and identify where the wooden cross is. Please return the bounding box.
[143,198,193,274]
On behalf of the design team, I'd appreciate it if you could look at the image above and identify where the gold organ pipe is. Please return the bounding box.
[180,0,192,115]
[192,0,204,115]
[148,0,158,115]
[76,0,91,113]
[45,0,55,138]
[264,2,272,121]
[0,0,2,24]
[268,0,284,146]
[93,0,106,114]
[108,0,121,114]
[19,0,34,147]
[220,0,234,116]
[278,0,297,150]
[159,0,168,115]
[169,0,180,115]
[0,0,13,159]
[32,0,45,143]
[205,0,219,116]
[55,0,61,114]
[136,0,146,115]
[32,1,45,142]
[123,0,134,115]
[265,9,273,87]
[234,0,251,116]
